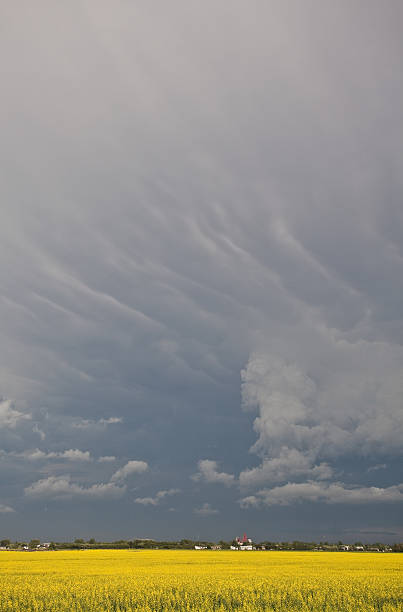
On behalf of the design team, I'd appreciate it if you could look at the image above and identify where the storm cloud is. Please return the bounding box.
[0,1,402,541]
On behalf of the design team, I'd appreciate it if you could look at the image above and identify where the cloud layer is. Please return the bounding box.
[0,1,402,540]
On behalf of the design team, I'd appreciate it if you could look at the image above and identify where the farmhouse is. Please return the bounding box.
[233,533,254,551]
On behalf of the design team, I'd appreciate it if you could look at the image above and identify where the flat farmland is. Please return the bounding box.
[0,550,402,611]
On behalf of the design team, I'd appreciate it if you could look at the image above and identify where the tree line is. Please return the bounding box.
[1,538,402,552]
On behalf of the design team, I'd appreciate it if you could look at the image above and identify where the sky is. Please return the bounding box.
[0,1,402,544]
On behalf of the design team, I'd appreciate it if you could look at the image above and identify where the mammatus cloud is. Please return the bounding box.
[134,489,180,506]
[0,503,15,513]
[24,476,125,499]
[240,482,403,507]
[110,460,149,482]
[193,503,219,516]
[0,398,31,428]
[192,460,235,487]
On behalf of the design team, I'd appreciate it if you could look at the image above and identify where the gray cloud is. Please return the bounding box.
[194,503,219,516]
[32,424,46,441]
[367,464,387,472]
[0,504,15,513]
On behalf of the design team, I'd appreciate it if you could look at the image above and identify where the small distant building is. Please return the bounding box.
[194,545,207,550]
[233,533,254,550]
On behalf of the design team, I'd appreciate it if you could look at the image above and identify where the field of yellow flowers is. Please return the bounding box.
[0,549,402,611]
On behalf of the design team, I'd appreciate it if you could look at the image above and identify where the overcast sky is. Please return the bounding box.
[1,1,402,543]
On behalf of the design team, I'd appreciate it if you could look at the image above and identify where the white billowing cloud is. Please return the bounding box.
[72,417,122,429]
[61,449,91,462]
[99,417,122,425]
[23,449,52,461]
[0,503,15,513]
[240,481,403,507]
[194,502,219,516]
[98,456,116,463]
[24,475,125,499]
[5,448,91,462]
[134,489,180,506]
[134,497,157,506]
[0,398,31,428]
[239,448,333,489]
[193,460,235,487]
[110,460,149,482]
[240,351,403,487]
[239,447,334,487]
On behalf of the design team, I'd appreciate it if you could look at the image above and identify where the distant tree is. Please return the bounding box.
[0,539,10,548]
[29,539,40,549]
[292,541,315,551]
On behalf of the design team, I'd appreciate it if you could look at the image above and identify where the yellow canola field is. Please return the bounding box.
[0,550,402,611]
